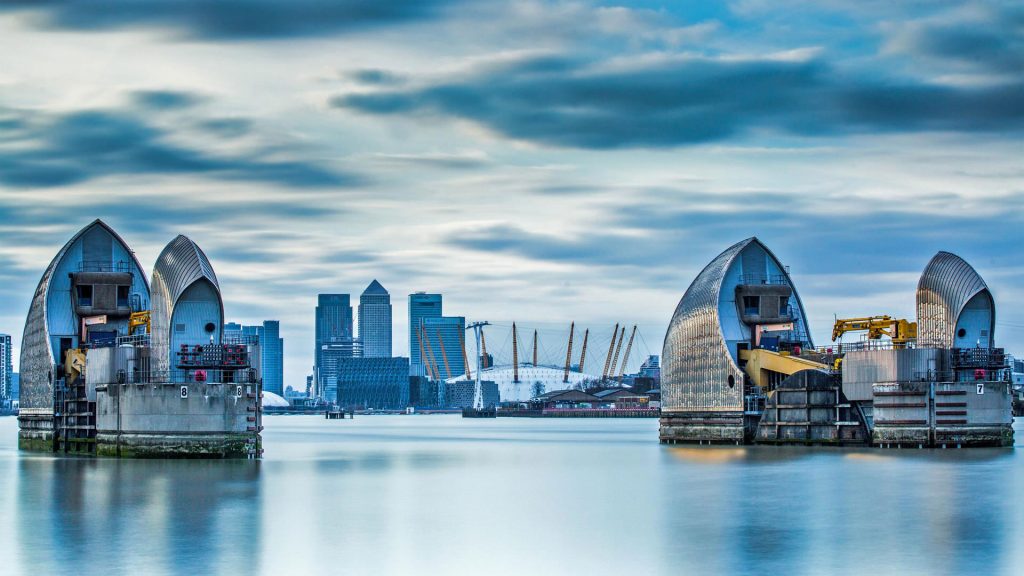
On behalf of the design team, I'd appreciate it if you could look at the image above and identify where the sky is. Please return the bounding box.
[0,0,1021,387]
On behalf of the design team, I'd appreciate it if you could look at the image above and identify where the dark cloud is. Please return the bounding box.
[442,188,1024,282]
[349,69,405,86]
[0,108,355,188]
[334,54,1024,149]
[887,4,1024,75]
[0,0,461,39]
[445,224,663,266]
[132,90,204,110]
[198,118,253,138]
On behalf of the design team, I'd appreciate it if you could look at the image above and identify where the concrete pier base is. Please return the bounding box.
[96,432,258,458]
[659,412,745,444]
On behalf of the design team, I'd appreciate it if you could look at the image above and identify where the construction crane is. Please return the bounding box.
[129,310,151,335]
[563,322,575,383]
[831,315,917,348]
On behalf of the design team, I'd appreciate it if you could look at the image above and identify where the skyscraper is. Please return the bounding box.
[0,334,11,404]
[258,321,284,397]
[409,293,442,375]
[315,294,353,390]
[359,280,392,358]
[223,322,243,341]
[421,316,467,380]
[222,321,284,396]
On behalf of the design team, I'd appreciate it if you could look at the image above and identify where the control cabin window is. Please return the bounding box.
[779,296,790,315]
[743,296,760,316]
[117,285,130,307]
[77,285,93,307]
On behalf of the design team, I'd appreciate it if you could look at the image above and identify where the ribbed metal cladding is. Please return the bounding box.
[916,251,993,349]
[19,220,149,413]
[150,235,223,372]
[662,237,813,413]
[662,239,748,412]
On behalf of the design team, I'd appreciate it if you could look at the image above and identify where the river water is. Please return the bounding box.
[0,416,1020,575]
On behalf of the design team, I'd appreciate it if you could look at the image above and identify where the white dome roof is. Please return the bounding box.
[263,390,289,407]
[446,364,600,402]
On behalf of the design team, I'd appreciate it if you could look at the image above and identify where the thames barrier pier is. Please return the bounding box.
[18,220,262,458]
[660,238,1013,448]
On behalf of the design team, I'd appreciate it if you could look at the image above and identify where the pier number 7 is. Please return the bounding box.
[977,383,984,395]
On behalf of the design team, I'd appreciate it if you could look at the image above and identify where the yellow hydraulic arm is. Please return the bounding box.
[129,310,151,335]
[831,315,917,346]
[739,348,829,390]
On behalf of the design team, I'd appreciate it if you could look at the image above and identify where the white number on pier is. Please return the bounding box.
[977,383,984,395]
[236,385,243,397]
[180,386,189,399]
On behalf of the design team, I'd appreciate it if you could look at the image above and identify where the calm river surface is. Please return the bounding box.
[0,415,1021,575]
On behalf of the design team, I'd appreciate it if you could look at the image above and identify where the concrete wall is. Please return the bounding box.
[872,380,1013,447]
[96,382,256,434]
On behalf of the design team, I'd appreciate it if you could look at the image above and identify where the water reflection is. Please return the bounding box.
[660,442,1019,575]
[0,417,1020,576]
[16,455,261,576]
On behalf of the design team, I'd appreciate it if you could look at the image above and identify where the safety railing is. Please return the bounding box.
[77,260,133,273]
[106,368,259,385]
[738,274,789,286]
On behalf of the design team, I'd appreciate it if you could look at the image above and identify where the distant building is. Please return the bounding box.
[284,385,307,400]
[259,321,284,396]
[359,280,392,358]
[319,341,363,403]
[445,380,499,409]
[0,334,11,404]
[336,356,410,409]
[446,364,599,402]
[409,293,442,376]
[421,316,466,380]
[315,294,353,397]
[409,375,436,408]
[639,355,660,380]
[223,322,243,341]
[10,373,18,405]
[223,320,284,396]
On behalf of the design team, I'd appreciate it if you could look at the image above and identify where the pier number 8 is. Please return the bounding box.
[236,385,243,397]
[180,386,189,399]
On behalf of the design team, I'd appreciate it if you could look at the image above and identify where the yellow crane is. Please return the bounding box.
[129,310,151,335]
[831,315,917,348]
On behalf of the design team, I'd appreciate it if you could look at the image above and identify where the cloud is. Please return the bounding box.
[349,69,405,86]
[0,0,463,40]
[369,150,490,169]
[333,53,1024,149]
[132,89,204,110]
[883,3,1024,76]
[0,105,356,188]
